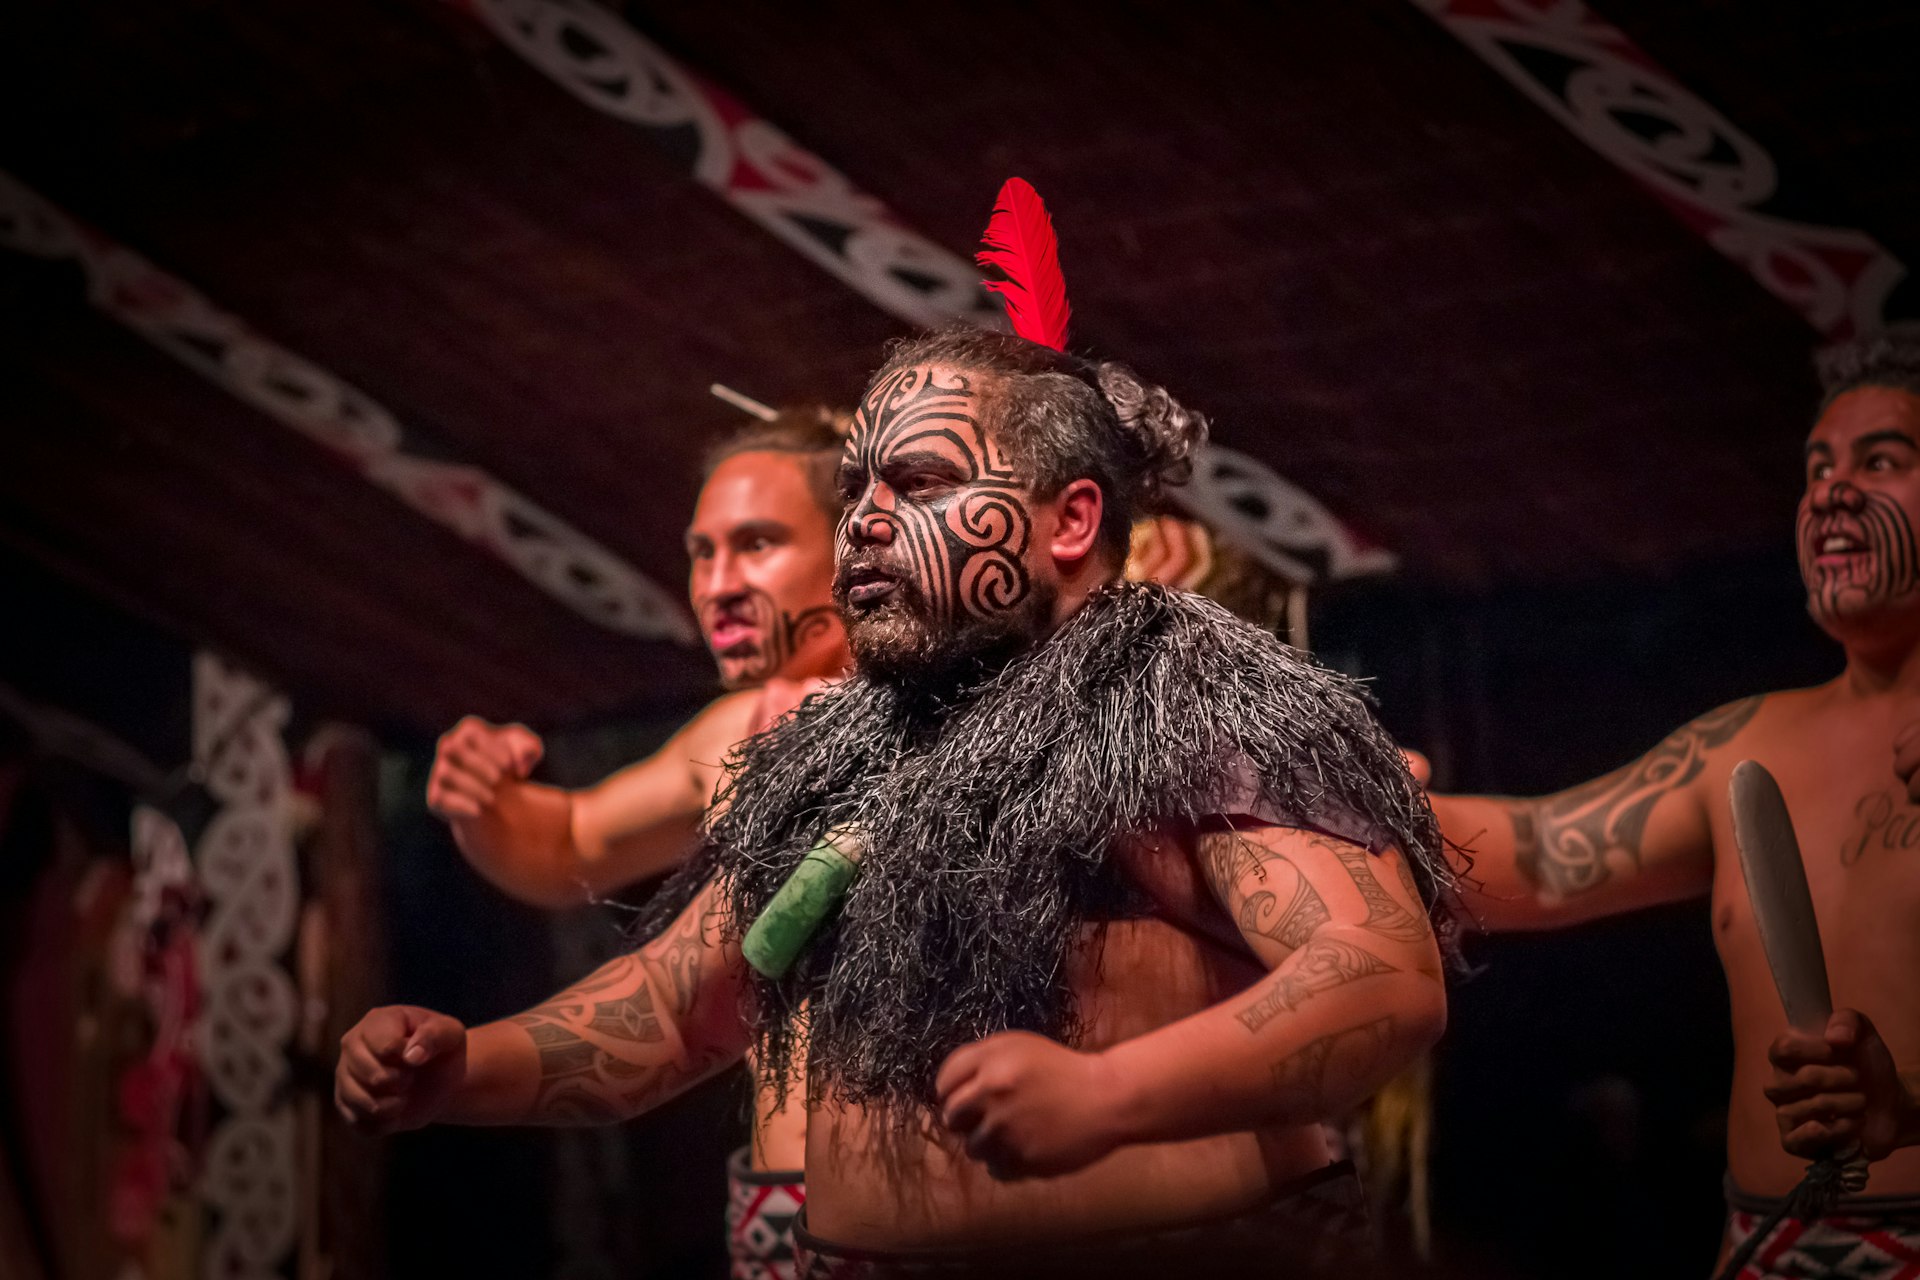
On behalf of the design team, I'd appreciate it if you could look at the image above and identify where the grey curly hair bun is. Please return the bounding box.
[1095,361,1209,503]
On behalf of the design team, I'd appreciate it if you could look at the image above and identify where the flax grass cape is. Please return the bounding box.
[646,581,1457,1116]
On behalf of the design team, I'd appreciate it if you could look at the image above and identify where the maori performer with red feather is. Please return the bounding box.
[336,180,1455,1275]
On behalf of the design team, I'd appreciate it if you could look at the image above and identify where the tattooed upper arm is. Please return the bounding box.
[1508,695,1762,904]
[1197,825,1434,970]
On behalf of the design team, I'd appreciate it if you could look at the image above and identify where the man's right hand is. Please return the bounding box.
[335,1005,468,1136]
[428,717,545,820]
[1894,719,1920,806]
[1766,1008,1919,1162]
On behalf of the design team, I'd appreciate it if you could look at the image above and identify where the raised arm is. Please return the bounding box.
[335,879,752,1133]
[427,693,758,908]
[936,824,1445,1177]
[1428,696,1764,930]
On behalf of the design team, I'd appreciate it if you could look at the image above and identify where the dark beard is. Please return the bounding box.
[844,577,1058,692]
[648,582,1458,1124]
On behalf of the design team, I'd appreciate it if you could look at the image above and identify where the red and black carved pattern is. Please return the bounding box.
[842,366,1030,623]
[1416,0,1902,339]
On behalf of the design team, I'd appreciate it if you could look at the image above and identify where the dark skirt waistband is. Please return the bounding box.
[792,1159,1365,1277]
[1725,1172,1920,1218]
[730,1145,806,1188]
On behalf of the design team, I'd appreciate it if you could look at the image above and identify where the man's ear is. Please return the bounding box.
[1048,478,1105,565]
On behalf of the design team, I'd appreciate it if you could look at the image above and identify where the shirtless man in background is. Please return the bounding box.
[1426,330,1920,1275]
[337,329,1452,1275]
[426,408,850,910]
[422,407,850,1274]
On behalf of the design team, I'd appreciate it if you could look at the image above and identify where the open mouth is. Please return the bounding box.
[840,565,900,608]
[1811,530,1871,569]
[705,615,761,653]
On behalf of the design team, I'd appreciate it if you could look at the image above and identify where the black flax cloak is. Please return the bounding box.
[643,580,1457,1115]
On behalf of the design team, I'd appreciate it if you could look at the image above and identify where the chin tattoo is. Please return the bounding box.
[641,582,1460,1129]
[717,587,837,684]
[1799,483,1920,621]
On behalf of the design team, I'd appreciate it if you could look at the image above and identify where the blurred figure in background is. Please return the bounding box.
[423,405,851,1278]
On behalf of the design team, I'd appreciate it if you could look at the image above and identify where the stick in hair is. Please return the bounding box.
[710,383,778,421]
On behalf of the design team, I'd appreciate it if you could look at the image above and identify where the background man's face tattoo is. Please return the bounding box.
[1798,482,1920,623]
[687,450,842,689]
[835,363,1052,683]
[1798,390,1920,629]
[706,590,836,686]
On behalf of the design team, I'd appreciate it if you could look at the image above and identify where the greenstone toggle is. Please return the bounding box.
[741,835,862,978]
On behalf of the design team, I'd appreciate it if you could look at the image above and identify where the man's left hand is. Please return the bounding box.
[1765,1009,1917,1162]
[935,1031,1129,1181]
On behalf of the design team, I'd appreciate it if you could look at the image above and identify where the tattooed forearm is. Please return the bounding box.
[582,986,664,1042]
[1267,1016,1396,1115]
[645,902,711,1020]
[1236,937,1396,1034]
[1510,696,1763,898]
[507,964,693,1123]
[511,1021,652,1122]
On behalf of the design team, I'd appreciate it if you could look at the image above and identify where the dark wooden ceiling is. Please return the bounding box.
[2,0,1913,736]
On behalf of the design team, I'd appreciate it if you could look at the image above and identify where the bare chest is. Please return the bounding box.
[1706,722,1920,1053]
[1066,914,1264,1049]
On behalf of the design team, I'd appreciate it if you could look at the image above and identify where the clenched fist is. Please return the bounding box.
[427,717,544,821]
[1765,1009,1917,1162]
[335,1005,468,1136]
[935,1031,1128,1181]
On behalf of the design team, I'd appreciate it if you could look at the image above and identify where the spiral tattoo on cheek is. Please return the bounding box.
[844,365,1032,622]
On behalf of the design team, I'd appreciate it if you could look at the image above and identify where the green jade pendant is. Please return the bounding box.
[741,835,862,978]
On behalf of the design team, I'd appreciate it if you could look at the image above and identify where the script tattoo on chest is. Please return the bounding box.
[1510,696,1764,898]
[842,365,1032,621]
[1842,789,1920,866]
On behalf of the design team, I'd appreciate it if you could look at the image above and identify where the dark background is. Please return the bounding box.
[0,1,1899,1275]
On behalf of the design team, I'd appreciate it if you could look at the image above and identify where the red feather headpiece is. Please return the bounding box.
[975,177,1072,352]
